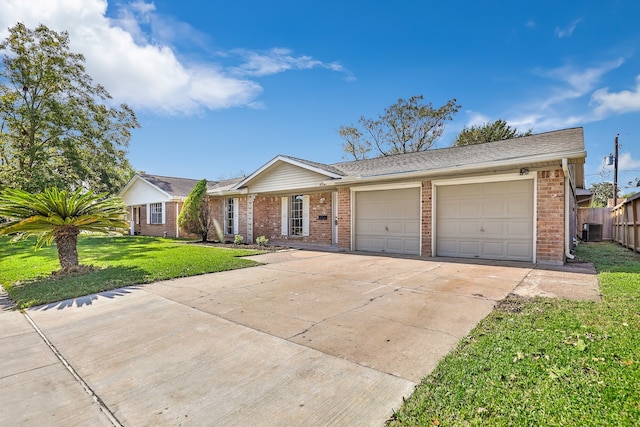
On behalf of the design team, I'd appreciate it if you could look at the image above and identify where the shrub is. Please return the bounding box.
[233,234,244,245]
[256,235,269,247]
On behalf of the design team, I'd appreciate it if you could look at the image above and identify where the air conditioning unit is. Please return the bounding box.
[582,223,602,242]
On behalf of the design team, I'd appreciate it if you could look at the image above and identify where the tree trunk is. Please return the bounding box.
[54,226,80,271]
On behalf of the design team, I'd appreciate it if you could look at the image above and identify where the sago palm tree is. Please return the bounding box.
[0,187,128,272]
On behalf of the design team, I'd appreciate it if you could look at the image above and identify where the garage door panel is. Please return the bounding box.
[507,221,532,236]
[436,180,533,262]
[483,201,505,216]
[481,221,505,236]
[507,242,532,258]
[507,200,532,216]
[459,241,481,257]
[355,188,420,255]
[405,221,420,234]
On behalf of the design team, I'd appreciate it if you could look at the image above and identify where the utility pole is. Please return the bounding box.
[613,134,619,207]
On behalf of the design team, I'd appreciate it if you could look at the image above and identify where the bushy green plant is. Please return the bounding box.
[256,235,269,247]
[234,234,244,245]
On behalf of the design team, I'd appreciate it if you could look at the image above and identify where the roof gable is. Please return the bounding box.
[233,155,342,192]
[119,174,217,205]
[119,175,174,205]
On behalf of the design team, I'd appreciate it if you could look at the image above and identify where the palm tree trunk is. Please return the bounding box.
[54,227,80,271]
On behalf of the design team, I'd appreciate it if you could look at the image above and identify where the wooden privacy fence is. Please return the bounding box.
[612,193,640,254]
[577,207,613,241]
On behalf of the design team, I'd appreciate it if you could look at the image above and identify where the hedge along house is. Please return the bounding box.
[118,174,230,238]
[227,127,586,265]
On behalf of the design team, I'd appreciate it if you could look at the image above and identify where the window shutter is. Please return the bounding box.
[233,198,239,234]
[302,195,310,236]
[161,202,166,224]
[281,197,288,235]
[146,204,150,224]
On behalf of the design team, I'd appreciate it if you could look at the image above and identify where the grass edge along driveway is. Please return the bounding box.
[0,236,265,309]
[387,242,640,426]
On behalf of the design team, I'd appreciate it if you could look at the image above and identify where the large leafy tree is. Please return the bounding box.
[452,119,532,147]
[0,187,128,272]
[178,179,221,242]
[338,95,461,160]
[0,23,139,194]
[589,182,617,207]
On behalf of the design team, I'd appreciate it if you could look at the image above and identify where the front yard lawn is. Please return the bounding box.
[388,242,640,426]
[0,236,265,309]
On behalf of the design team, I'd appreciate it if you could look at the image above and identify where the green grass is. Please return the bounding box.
[0,235,265,309]
[388,242,640,426]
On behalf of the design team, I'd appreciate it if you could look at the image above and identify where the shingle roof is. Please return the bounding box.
[330,127,585,178]
[279,155,345,176]
[208,176,245,192]
[140,174,217,198]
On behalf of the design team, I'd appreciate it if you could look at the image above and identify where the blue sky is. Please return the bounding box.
[2,0,640,193]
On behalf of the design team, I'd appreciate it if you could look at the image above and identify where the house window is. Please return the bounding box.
[225,198,234,235]
[281,195,309,237]
[150,203,163,224]
[290,195,304,236]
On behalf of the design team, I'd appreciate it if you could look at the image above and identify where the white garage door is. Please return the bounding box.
[355,188,420,255]
[436,180,534,262]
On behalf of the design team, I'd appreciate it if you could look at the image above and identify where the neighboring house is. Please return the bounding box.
[121,127,586,265]
[576,188,593,208]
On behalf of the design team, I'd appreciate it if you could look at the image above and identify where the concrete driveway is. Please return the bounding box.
[0,250,599,426]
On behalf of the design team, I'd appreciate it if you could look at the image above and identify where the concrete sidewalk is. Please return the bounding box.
[0,251,600,426]
[0,308,115,426]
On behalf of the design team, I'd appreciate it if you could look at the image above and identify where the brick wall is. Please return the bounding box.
[128,202,181,237]
[253,192,334,245]
[537,169,566,264]
[337,187,351,250]
[421,181,432,257]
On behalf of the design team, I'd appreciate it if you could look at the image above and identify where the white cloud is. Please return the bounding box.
[232,48,345,77]
[464,111,492,127]
[591,75,640,116]
[618,152,640,171]
[534,58,624,108]
[499,59,625,132]
[0,0,348,115]
[555,18,582,38]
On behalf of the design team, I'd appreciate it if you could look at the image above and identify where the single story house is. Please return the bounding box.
[118,174,240,238]
[120,127,586,265]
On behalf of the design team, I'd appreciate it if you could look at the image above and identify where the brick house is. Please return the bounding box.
[121,127,586,265]
[118,174,242,238]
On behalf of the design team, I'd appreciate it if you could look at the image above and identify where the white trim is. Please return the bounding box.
[431,173,537,262]
[302,195,310,237]
[349,181,422,193]
[332,191,338,245]
[161,201,166,225]
[118,174,174,200]
[130,206,135,235]
[146,204,150,225]
[233,197,239,235]
[281,197,288,235]
[533,175,538,264]
[233,155,342,190]
[247,194,255,243]
[431,173,533,186]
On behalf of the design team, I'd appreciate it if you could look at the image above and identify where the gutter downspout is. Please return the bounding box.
[562,158,575,260]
